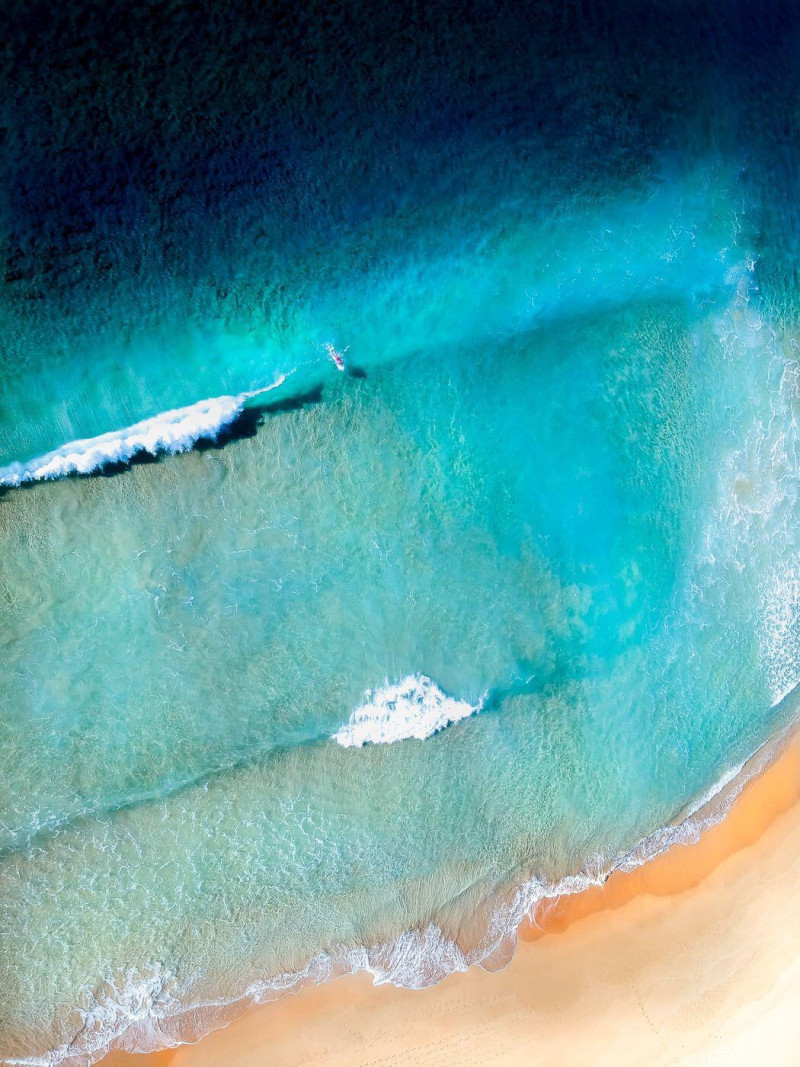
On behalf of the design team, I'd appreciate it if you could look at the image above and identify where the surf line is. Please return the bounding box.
[0,374,293,488]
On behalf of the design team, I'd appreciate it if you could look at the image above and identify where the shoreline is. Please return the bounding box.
[96,717,800,1067]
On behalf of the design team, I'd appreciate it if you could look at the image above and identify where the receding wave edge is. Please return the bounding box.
[8,684,799,1067]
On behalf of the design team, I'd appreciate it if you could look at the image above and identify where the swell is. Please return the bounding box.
[0,239,747,492]
[1,672,463,855]
[10,686,799,1067]
[0,671,567,857]
[0,376,295,488]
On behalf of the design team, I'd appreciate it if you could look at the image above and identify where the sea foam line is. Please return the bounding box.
[0,376,289,488]
[9,697,800,1067]
[332,674,482,746]
[13,706,799,1067]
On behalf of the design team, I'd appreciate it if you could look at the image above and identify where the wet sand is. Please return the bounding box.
[101,731,800,1066]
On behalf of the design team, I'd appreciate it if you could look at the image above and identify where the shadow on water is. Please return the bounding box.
[259,383,327,417]
[0,383,329,495]
[97,450,161,477]
[194,384,325,453]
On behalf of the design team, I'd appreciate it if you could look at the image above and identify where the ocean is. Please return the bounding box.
[1,1,798,1063]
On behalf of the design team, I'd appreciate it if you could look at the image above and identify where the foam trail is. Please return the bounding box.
[0,376,289,487]
[333,674,481,746]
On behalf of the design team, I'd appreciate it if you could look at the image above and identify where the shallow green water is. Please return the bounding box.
[2,206,798,1060]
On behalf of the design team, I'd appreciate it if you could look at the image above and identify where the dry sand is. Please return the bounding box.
[102,735,800,1067]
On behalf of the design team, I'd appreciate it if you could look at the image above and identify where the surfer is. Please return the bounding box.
[324,341,347,372]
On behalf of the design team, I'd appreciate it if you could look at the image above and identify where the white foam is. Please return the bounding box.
[332,674,481,747]
[10,711,798,1067]
[0,376,288,488]
[690,257,800,704]
[4,964,184,1066]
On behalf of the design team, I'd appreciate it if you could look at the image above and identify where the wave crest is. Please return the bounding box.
[332,674,481,746]
[0,377,288,487]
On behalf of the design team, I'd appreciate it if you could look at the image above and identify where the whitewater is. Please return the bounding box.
[332,675,482,746]
[8,686,799,1067]
[0,376,290,487]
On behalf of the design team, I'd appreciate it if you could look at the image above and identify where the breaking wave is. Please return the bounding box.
[0,376,290,487]
[11,692,798,1067]
[332,675,482,746]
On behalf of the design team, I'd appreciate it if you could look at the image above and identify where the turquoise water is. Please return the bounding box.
[1,2,799,1063]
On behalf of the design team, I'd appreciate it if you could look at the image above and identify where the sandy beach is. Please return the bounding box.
[100,731,800,1067]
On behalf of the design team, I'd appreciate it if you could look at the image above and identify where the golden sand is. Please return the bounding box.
[102,734,800,1067]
